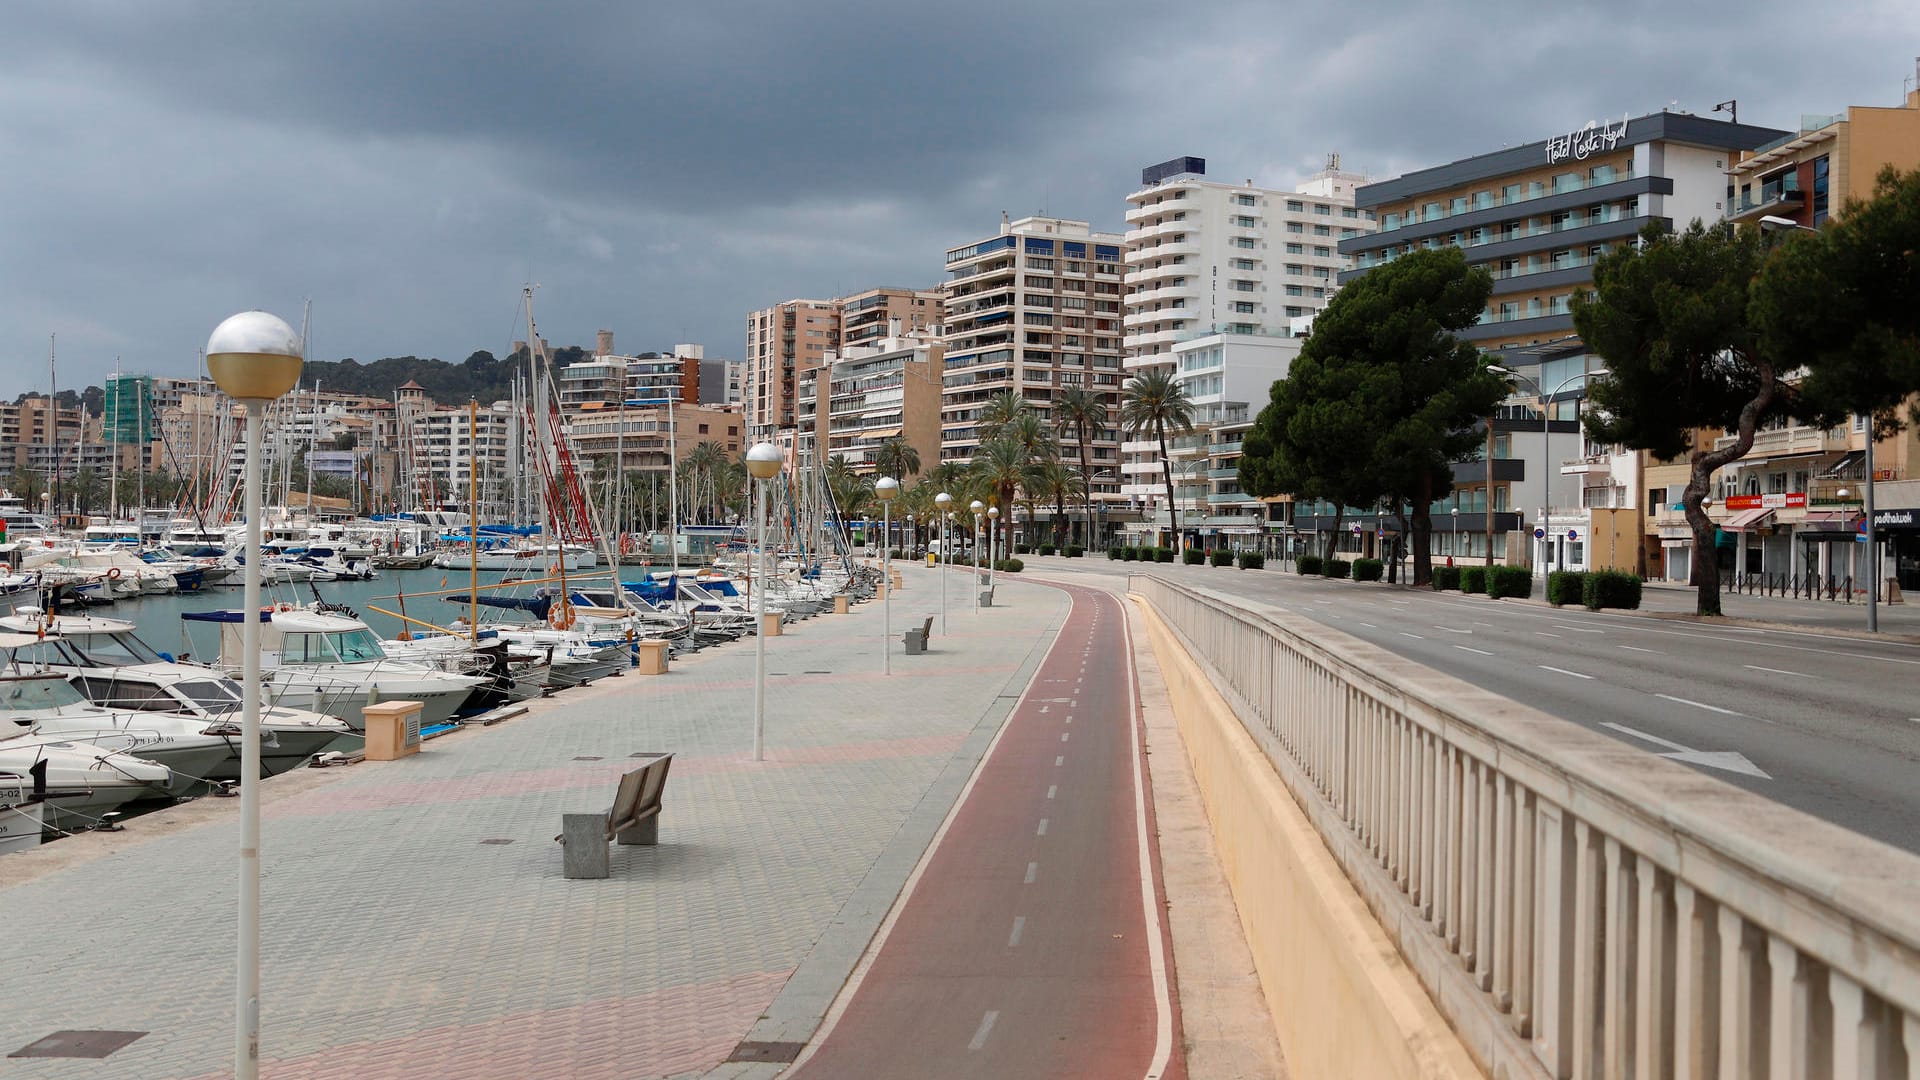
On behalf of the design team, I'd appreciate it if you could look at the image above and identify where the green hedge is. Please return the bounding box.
[1107,546,1123,560]
[1583,570,1643,610]
[1120,547,1138,562]
[1065,545,1084,558]
[1296,554,1323,575]
[1238,552,1265,570]
[1322,558,1351,579]
[1547,570,1588,607]
[1015,542,1031,555]
[1352,558,1384,581]
[1209,549,1234,566]
[994,558,1024,573]
[1154,547,1175,563]
[888,549,904,560]
[1431,565,1462,591]
[1487,565,1534,599]
[1460,566,1488,594]
[1183,548,1206,565]
[1037,543,1056,556]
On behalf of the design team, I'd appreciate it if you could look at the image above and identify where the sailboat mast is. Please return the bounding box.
[47,333,57,523]
[468,399,480,640]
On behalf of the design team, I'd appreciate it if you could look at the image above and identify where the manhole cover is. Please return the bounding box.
[572,756,603,761]
[727,1041,805,1063]
[479,838,514,845]
[10,1031,147,1059]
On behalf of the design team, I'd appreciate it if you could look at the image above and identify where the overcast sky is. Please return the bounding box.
[5,1,1916,397]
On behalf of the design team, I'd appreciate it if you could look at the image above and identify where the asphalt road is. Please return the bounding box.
[1041,559,1920,854]
[791,581,1177,1079]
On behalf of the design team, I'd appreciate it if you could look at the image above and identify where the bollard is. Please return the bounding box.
[761,611,784,637]
[979,589,994,608]
[833,594,849,615]
[362,700,424,761]
[634,639,670,675]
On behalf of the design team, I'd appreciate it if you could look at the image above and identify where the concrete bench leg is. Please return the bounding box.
[614,816,659,846]
[904,633,927,655]
[562,813,610,879]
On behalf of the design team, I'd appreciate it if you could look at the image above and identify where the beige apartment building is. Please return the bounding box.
[795,324,944,482]
[940,216,1128,514]
[745,288,943,442]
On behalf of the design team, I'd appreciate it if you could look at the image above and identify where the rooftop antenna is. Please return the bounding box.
[1713,99,1738,125]
[1327,152,1341,171]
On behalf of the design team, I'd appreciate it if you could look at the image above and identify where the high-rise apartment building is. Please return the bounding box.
[795,324,944,481]
[940,216,1128,513]
[839,287,943,350]
[745,299,842,440]
[1119,157,1376,544]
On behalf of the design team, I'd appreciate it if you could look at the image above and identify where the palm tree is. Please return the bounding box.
[1053,386,1109,548]
[872,437,922,485]
[684,440,730,523]
[969,435,1039,561]
[1120,369,1197,552]
[1032,459,1082,549]
[975,391,1031,442]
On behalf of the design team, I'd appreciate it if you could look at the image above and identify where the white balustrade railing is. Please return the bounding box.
[1131,575,1920,1080]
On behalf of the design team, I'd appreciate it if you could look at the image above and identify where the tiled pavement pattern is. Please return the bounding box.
[0,571,1068,1080]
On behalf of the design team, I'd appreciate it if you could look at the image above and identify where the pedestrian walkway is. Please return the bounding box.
[0,573,1068,1080]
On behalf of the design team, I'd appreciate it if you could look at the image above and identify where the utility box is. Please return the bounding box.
[634,639,669,675]
[363,700,424,761]
[833,595,849,615]
[761,612,783,637]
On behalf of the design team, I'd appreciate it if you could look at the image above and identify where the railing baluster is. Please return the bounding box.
[1768,934,1810,1080]
[1535,801,1575,1077]
[1574,820,1602,1079]
[1637,864,1674,1080]
[1474,759,1495,988]
[1494,772,1515,1011]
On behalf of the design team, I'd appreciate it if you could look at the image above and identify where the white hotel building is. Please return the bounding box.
[1120,156,1376,545]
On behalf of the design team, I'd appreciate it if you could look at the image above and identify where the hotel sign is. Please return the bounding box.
[1723,492,1807,510]
[1545,114,1630,164]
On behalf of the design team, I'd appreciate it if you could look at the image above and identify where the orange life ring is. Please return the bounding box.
[275,602,293,613]
[106,567,122,581]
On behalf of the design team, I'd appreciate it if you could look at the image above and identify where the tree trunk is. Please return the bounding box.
[1158,427,1179,552]
[1412,472,1435,586]
[1054,490,1068,549]
[1325,507,1344,560]
[1079,431,1096,552]
[1685,355,1777,617]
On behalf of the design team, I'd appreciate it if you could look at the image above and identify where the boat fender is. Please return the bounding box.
[106,567,122,580]
[275,602,293,613]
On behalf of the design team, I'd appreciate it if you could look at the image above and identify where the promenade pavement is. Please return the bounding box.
[0,571,1072,1079]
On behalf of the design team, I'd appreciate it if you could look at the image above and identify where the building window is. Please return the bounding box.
[1342,207,1358,219]
[1285,285,1304,296]
[1232,215,1257,227]
[1286,223,1304,234]
[1312,225,1331,236]
[1231,301,1256,314]
[1286,199,1304,212]
[1230,258,1258,270]
[1285,263,1305,275]
[1313,245,1332,257]
[1028,257,1054,270]
[1233,237,1256,248]
[1812,155,1830,223]
[1235,194,1257,206]
[1285,242,1304,254]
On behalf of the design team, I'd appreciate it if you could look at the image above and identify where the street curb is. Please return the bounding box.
[711,580,1069,1078]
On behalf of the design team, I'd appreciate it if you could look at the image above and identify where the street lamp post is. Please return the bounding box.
[205,310,304,1080]
[935,492,953,632]
[875,476,898,675]
[1451,506,1460,564]
[745,442,783,761]
[970,500,984,611]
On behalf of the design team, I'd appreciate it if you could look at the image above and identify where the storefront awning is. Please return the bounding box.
[1720,507,1775,532]
[1799,511,1854,526]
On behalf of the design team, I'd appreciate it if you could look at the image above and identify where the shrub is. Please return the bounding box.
[1237,552,1265,570]
[1487,566,1534,599]
[1154,547,1175,563]
[1209,549,1235,566]
[1038,543,1056,556]
[995,558,1025,573]
[1183,548,1207,565]
[1460,566,1488,594]
[1107,546,1123,560]
[1296,554,1323,576]
[1321,558,1351,579]
[1547,570,1588,607]
[1121,546,1139,562]
[1015,542,1031,555]
[1430,565,1462,591]
[1583,570,1643,610]
[1352,558,1384,581]
[1065,545,1084,558]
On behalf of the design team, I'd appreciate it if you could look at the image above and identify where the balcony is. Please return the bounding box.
[1124,264,1185,288]
[1714,423,1846,459]
[1559,454,1612,475]
[1126,242,1199,264]
[1130,282,1198,306]
[1724,181,1805,225]
[1125,222,1189,244]
[1124,307,1195,329]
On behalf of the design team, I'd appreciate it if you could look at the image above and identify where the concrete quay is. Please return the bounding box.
[0,566,1286,1079]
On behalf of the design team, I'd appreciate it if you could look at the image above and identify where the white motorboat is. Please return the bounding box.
[433,542,596,572]
[0,612,352,778]
[0,738,174,836]
[0,771,45,853]
[183,607,486,731]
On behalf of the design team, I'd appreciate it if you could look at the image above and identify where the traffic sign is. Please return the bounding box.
[1567,529,1579,540]
[1533,527,1546,540]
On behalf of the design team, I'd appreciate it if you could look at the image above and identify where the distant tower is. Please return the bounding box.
[596,330,615,357]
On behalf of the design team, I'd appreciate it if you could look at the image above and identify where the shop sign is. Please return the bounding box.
[1873,508,1917,530]
[1545,114,1630,164]
[1722,492,1807,510]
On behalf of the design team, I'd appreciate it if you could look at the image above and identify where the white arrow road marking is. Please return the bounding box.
[1538,665,1593,680]
[1602,722,1772,779]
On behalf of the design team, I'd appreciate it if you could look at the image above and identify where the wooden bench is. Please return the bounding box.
[558,752,673,879]
[903,615,934,655]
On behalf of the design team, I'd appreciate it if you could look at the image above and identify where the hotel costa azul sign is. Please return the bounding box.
[1545,114,1631,164]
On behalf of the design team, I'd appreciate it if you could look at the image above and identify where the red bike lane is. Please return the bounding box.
[790,581,1181,1079]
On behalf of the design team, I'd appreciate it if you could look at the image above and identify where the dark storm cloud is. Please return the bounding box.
[3,0,1915,394]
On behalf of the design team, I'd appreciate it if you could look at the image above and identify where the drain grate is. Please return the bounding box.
[727,1041,806,1063]
[10,1031,147,1059]
[479,838,515,845]
[802,670,833,675]
[572,755,604,761]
